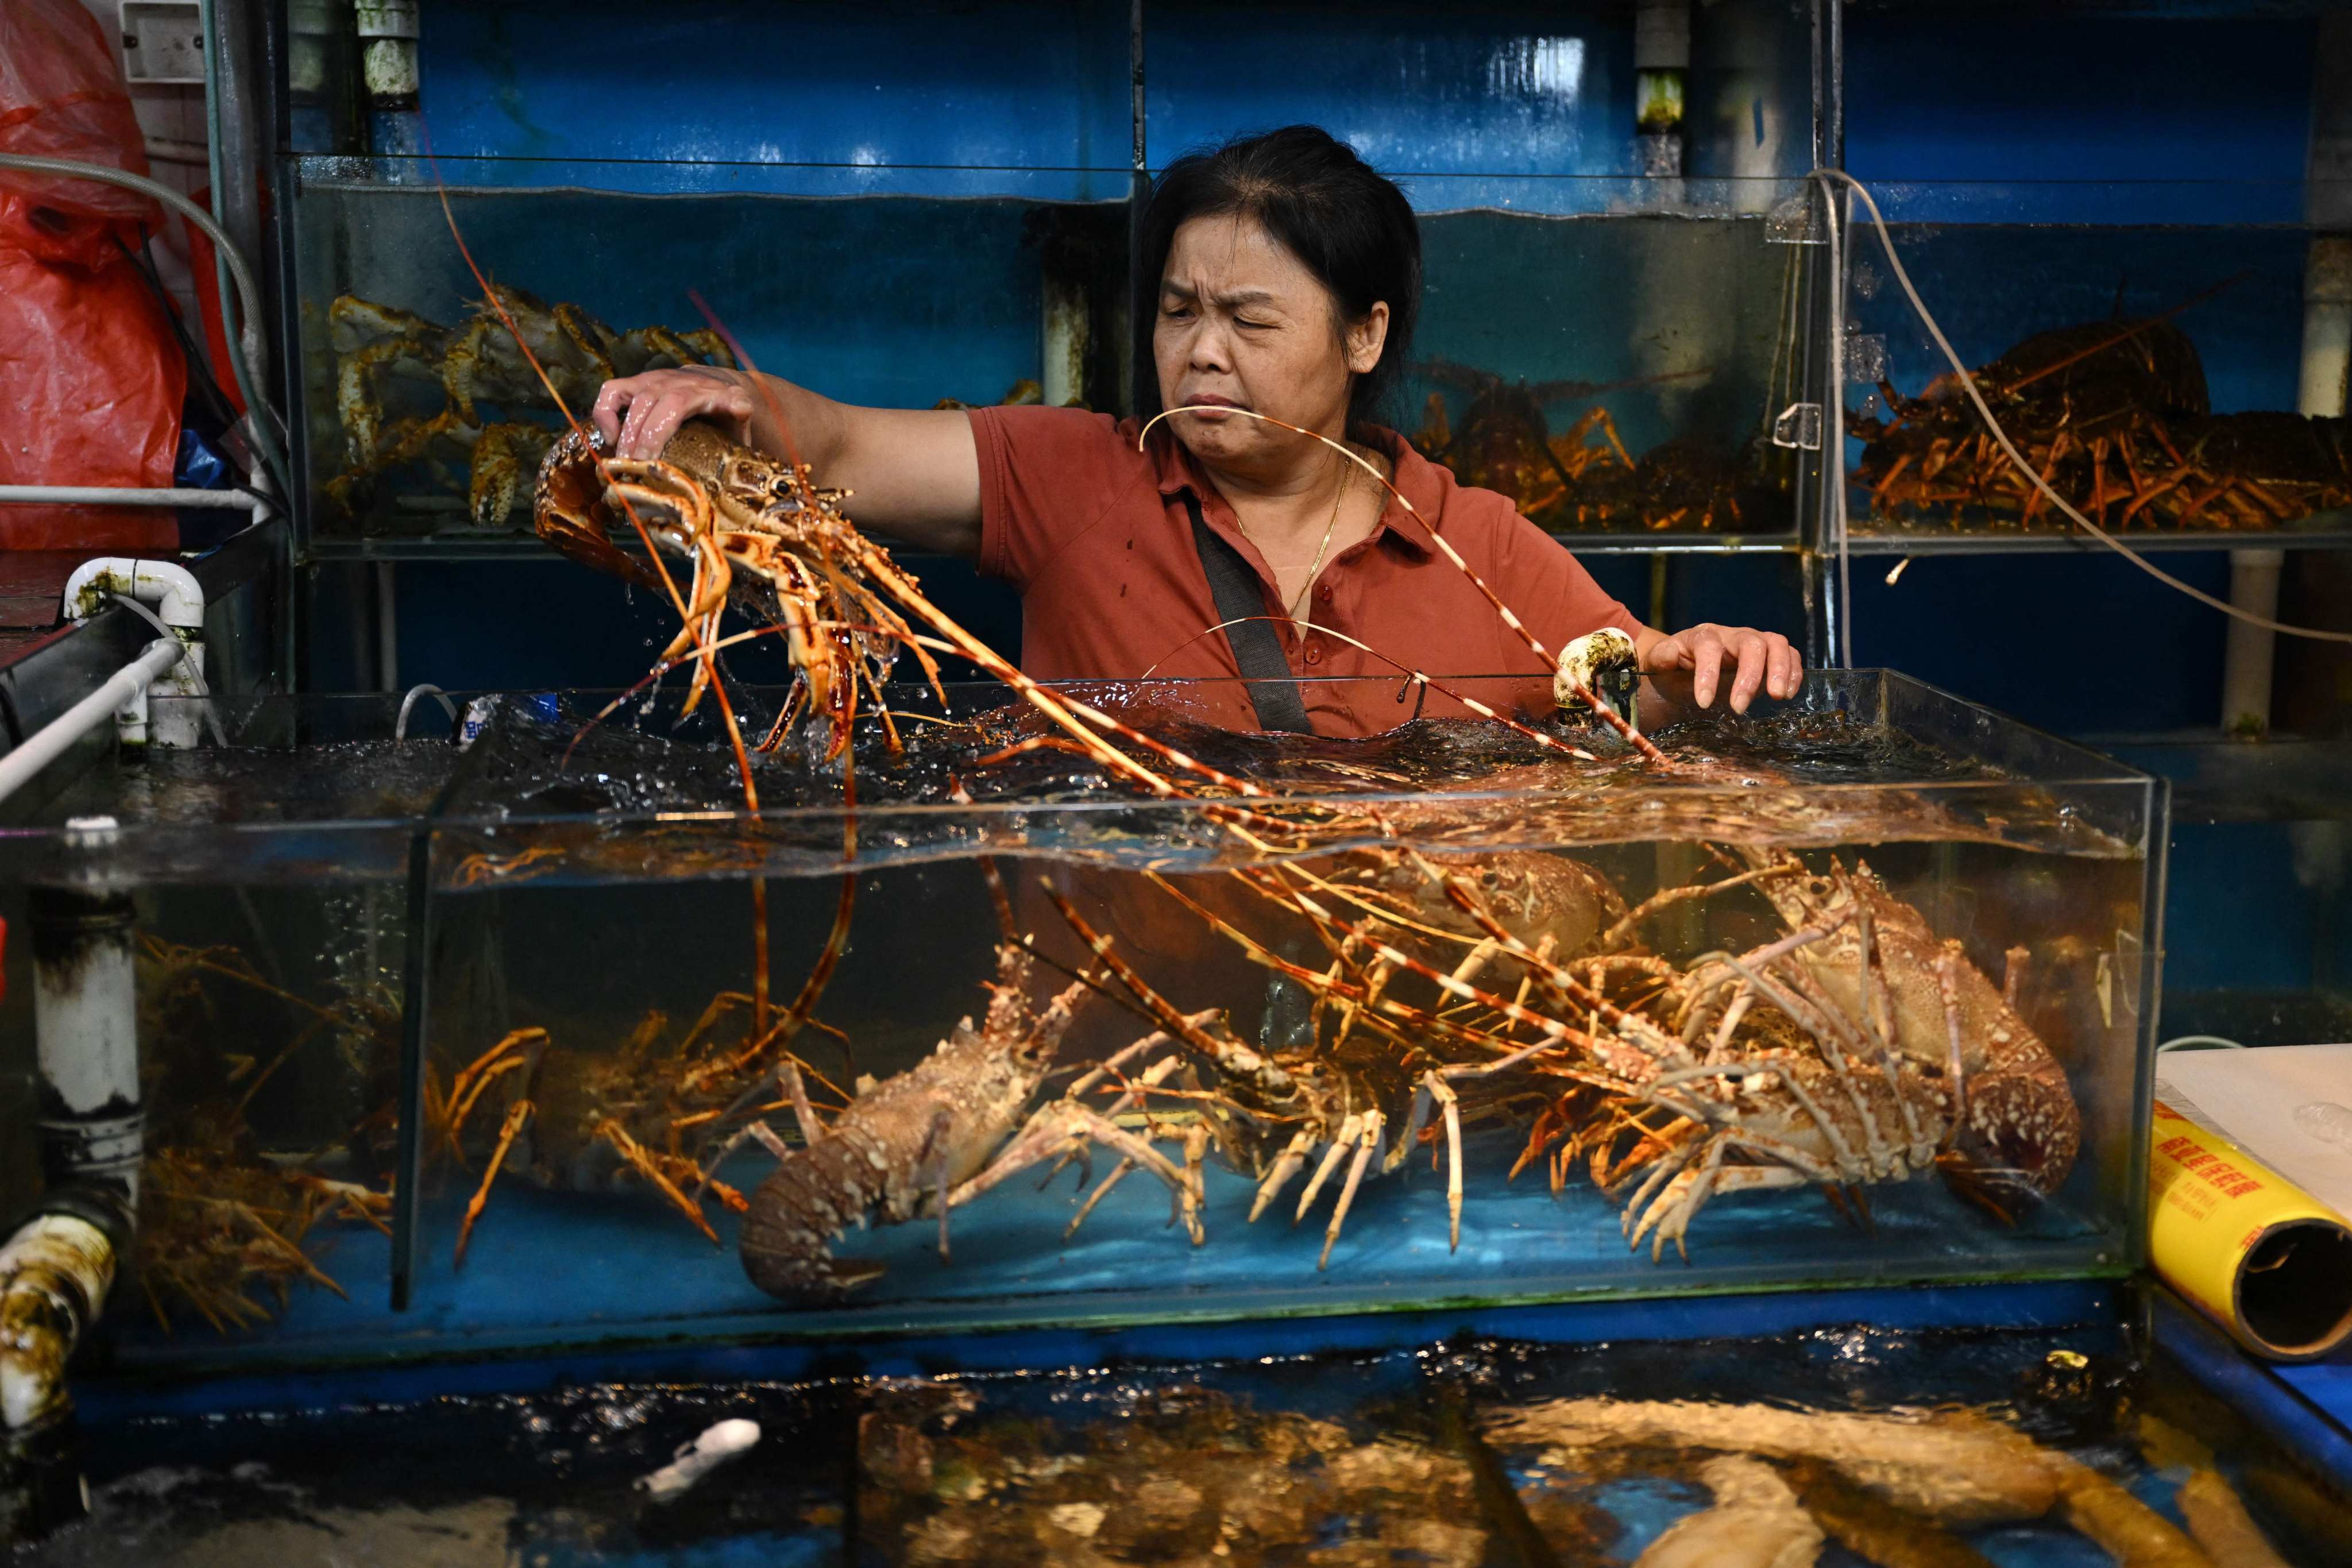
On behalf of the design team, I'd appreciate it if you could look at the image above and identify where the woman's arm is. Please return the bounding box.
[590,366,984,558]
[1633,621,1803,715]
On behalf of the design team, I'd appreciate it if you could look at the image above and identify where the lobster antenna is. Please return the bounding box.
[422,134,698,639]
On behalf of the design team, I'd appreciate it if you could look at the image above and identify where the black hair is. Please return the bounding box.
[1135,125,1421,442]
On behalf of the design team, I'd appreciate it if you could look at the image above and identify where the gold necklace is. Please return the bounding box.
[1285,455,1350,624]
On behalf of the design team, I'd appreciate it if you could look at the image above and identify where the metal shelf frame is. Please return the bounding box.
[1834,528,2352,557]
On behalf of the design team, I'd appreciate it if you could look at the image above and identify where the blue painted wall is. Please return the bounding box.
[409,0,1814,206]
[415,0,1133,199]
[1845,13,2312,203]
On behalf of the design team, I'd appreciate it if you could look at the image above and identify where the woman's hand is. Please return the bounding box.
[591,366,758,459]
[1640,623,1802,713]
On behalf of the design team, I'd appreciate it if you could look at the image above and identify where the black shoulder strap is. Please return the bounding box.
[1184,491,1312,733]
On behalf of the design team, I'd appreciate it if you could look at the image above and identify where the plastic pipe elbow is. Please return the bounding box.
[60,558,205,631]
[0,1213,117,1434]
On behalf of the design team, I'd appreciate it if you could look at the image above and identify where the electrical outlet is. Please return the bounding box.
[121,1,205,86]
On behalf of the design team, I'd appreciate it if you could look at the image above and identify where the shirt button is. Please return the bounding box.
[1316,583,1333,601]
[1304,643,1323,666]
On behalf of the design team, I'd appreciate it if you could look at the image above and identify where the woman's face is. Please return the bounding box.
[1153,212,1388,472]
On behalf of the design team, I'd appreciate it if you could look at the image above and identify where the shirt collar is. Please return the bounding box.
[1142,422,1441,558]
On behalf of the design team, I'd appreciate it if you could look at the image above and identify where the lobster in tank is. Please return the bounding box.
[1485,847,2081,1257]
[735,942,1206,1304]
[1041,820,2087,1266]
[1853,302,2352,531]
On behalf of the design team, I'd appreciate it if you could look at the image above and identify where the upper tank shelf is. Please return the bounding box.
[288,0,1829,551]
[1833,180,2352,551]
[292,162,1821,549]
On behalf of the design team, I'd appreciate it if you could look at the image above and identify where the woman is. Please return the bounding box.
[593,126,1799,737]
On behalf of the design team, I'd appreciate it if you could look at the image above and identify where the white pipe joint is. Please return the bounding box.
[0,1214,116,1435]
[62,558,201,630]
[60,559,206,748]
[354,1,422,103]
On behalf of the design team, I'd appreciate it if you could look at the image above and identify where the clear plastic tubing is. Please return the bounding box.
[2293,1101,2352,1149]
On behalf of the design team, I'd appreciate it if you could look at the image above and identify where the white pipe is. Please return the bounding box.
[0,641,181,801]
[2222,549,2286,735]
[29,876,142,1208]
[0,486,267,511]
[2298,238,2352,416]
[0,1214,116,1434]
[61,560,208,747]
[1635,0,1690,182]
[1041,277,1088,410]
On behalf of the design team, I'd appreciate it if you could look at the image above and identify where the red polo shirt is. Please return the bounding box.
[968,405,1640,737]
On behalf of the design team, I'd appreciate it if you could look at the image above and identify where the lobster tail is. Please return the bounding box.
[739,1140,887,1304]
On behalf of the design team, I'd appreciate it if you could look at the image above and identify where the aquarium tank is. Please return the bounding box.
[287,0,1826,553]
[1837,177,2352,550]
[0,670,2162,1370]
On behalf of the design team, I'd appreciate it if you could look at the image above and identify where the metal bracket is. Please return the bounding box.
[1843,331,1887,384]
[1771,403,1824,451]
[1765,192,1824,245]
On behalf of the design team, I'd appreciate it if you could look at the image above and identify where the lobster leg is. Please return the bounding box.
[1319,1110,1385,1270]
[455,1099,533,1266]
[1250,1131,1316,1223]
[444,1028,547,1158]
[1631,1135,1728,1262]
[948,1103,1195,1222]
[1936,944,1971,1153]
[1068,1158,1137,1239]
[1295,1114,1364,1222]
[1179,1123,1211,1245]
[1429,1076,1464,1251]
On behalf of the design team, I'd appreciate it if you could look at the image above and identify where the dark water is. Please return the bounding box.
[19,1327,2346,1565]
[464,690,1995,819]
[428,690,2128,886]
[0,682,2129,885]
[32,740,460,828]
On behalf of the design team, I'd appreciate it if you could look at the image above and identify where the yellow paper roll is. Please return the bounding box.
[2149,1098,2352,1361]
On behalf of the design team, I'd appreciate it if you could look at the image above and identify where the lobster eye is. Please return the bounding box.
[1480,871,1500,888]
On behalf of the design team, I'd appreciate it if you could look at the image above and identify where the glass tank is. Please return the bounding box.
[1836,179,2352,549]
[0,671,2162,1367]
[0,694,451,1343]
[285,0,1823,550]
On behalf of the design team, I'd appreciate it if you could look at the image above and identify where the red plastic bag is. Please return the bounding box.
[0,0,181,550]
[0,0,162,252]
